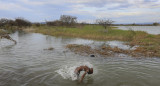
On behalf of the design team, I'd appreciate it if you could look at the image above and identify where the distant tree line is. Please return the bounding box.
[45,15,116,30]
[0,17,31,30]
[114,22,160,26]
[1,15,159,31]
[153,22,159,26]
[46,15,77,27]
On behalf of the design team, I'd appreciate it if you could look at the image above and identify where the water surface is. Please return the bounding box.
[0,32,160,86]
[117,26,160,35]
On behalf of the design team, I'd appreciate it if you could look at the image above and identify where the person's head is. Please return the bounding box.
[88,68,93,74]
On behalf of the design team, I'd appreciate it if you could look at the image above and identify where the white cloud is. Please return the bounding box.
[0,1,31,11]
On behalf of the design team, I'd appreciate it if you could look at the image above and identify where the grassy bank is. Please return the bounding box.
[29,25,142,40]
[0,26,21,34]
[26,25,160,57]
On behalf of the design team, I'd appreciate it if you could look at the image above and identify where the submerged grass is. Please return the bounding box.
[26,25,160,57]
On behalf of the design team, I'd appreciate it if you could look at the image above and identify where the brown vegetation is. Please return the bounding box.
[66,44,159,57]
[66,44,94,55]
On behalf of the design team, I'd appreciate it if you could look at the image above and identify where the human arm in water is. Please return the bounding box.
[79,69,89,82]
[79,71,87,82]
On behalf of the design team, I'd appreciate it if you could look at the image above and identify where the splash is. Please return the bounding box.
[55,62,93,80]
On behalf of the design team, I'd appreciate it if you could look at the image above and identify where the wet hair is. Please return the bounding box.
[88,68,93,74]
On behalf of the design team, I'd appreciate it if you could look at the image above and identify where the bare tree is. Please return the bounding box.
[96,19,114,29]
[60,15,77,26]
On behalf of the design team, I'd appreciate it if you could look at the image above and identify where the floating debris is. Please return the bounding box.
[44,47,54,50]
[90,54,95,57]
[0,34,17,44]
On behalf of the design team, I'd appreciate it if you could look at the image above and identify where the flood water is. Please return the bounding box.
[0,31,160,86]
[117,26,160,35]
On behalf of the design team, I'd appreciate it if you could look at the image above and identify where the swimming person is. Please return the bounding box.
[74,66,93,82]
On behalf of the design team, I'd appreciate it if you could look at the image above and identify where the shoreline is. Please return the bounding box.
[23,25,160,57]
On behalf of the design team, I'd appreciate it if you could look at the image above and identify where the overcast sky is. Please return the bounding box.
[0,0,160,24]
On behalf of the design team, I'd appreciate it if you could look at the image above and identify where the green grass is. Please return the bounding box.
[26,25,160,57]
[31,25,146,41]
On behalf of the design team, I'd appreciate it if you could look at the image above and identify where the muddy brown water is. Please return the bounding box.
[0,31,160,86]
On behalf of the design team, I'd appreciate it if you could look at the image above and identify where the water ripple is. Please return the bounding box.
[0,32,160,86]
